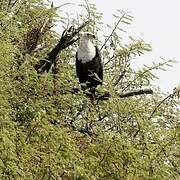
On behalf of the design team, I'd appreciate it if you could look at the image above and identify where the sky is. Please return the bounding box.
[53,0,180,93]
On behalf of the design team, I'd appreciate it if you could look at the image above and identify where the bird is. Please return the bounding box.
[76,32,103,98]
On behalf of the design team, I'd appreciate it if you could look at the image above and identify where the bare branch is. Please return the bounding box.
[34,21,89,73]
[69,88,153,101]
[97,88,153,101]
[100,13,126,51]
[149,89,179,119]
[118,88,153,97]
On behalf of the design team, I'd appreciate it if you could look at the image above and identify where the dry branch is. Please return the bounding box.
[118,88,153,97]
[97,88,153,101]
[34,21,89,73]
[70,88,153,102]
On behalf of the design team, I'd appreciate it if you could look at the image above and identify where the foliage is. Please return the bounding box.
[0,0,179,179]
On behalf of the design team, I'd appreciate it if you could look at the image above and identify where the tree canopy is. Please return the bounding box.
[0,0,179,179]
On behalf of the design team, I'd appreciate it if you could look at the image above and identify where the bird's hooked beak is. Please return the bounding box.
[92,34,96,38]
[88,33,96,39]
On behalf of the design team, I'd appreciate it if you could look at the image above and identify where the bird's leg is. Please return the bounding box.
[90,87,96,104]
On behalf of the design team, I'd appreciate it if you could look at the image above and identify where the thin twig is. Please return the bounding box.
[100,13,126,51]
[7,0,12,7]
[149,91,177,119]
[99,144,113,165]
[113,70,126,87]
[53,3,76,10]
[8,0,18,8]
[122,60,173,92]
[84,0,91,21]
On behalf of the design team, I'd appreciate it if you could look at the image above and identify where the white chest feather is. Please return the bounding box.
[77,40,96,64]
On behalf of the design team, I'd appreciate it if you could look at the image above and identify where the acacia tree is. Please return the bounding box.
[0,0,179,179]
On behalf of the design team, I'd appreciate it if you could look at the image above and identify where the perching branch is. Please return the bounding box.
[34,21,89,73]
[97,88,153,101]
[118,88,153,97]
[70,88,153,102]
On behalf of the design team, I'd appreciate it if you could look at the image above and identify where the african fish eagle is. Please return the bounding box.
[76,32,103,95]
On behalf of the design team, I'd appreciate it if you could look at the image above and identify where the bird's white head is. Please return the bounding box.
[79,32,96,39]
[78,32,96,63]
[79,32,96,41]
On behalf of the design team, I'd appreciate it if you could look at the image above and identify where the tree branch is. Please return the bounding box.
[8,0,18,8]
[122,59,174,92]
[119,88,153,97]
[149,88,179,119]
[34,21,89,73]
[69,88,153,102]
[97,88,153,101]
[100,13,126,51]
